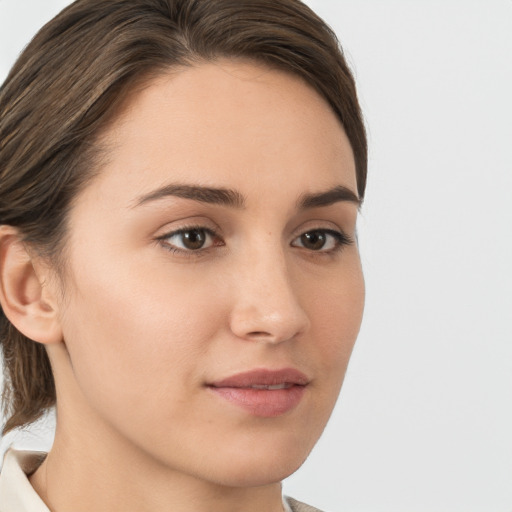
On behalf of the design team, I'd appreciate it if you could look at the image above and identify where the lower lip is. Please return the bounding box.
[208,385,306,417]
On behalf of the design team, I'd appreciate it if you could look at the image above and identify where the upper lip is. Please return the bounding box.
[208,368,310,388]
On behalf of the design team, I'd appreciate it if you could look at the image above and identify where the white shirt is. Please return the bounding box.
[0,449,50,512]
[0,449,299,512]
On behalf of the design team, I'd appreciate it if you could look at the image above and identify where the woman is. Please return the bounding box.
[0,0,367,510]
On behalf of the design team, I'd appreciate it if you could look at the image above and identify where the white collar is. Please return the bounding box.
[0,449,50,512]
[282,495,294,512]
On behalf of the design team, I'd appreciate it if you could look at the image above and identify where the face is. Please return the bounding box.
[54,60,364,487]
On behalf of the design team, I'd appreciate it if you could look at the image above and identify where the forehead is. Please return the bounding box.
[78,59,357,209]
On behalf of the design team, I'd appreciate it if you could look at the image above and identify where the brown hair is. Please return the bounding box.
[0,0,367,434]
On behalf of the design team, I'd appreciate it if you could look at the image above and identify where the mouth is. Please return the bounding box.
[207,368,309,418]
[245,383,293,390]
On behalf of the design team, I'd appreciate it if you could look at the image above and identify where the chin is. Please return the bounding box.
[204,452,309,488]
[192,431,316,488]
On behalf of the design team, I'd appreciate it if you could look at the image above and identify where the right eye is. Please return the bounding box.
[158,227,222,253]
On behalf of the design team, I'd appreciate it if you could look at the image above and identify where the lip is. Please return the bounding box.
[207,368,309,418]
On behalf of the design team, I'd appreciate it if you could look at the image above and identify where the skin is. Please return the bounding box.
[15,60,364,512]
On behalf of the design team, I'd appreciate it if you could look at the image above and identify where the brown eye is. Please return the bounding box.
[300,231,327,250]
[292,229,349,252]
[181,229,207,250]
[161,228,217,252]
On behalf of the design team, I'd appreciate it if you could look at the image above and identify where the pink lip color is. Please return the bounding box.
[208,368,309,418]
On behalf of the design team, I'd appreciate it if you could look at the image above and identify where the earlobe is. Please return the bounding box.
[0,226,63,345]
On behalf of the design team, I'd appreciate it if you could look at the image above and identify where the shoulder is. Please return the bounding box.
[285,496,325,512]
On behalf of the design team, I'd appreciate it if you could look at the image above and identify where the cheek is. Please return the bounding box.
[304,258,365,377]
[58,249,225,416]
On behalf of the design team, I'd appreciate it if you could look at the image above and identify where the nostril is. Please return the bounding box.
[246,331,274,339]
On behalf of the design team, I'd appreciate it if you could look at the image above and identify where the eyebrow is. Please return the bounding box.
[297,185,361,209]
[134,183,360,210]
[134,184,245,209]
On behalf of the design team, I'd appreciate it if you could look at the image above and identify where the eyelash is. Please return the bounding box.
[156,225,353,257]
[156,225,222,257]
[291,229,354,254]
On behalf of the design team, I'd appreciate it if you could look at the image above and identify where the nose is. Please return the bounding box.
[228,248,310,344]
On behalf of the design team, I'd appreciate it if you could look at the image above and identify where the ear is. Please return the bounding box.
[0,226,63,345]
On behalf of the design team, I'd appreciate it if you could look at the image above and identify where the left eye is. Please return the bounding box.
[291,229,346,251]
[160,228,217,251]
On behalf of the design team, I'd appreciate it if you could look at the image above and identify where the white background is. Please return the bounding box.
[1,1,511,511]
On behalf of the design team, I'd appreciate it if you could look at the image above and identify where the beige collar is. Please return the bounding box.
[0,449,49,512]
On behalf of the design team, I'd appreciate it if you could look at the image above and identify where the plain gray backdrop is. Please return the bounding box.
[1,1,511,511]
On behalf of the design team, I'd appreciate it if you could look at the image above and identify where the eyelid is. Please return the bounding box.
[290,226,354,253]
[295,229,351,244]
[156,224,224,255]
